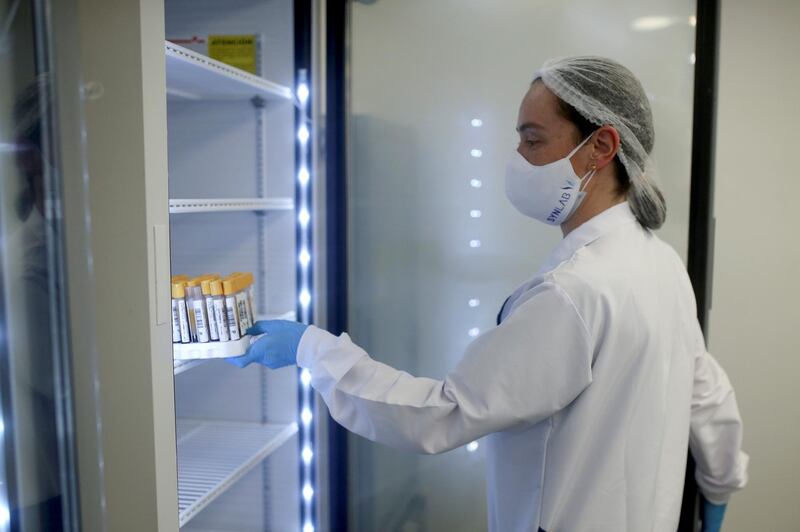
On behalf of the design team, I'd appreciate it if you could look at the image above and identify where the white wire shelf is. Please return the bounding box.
[177,419,298,527]
[173,311,297,375]
[169,197,294,214]
[165,41,293,102]
[173,359,207,376]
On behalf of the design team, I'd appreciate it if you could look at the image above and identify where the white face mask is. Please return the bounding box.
[504,134,596,225]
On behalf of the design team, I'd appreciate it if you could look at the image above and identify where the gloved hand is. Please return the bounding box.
[227,320,309,369]
[701,499,727,532]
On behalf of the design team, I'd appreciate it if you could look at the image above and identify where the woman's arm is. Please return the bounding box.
[689,347,749,504]
[298,282,594,454]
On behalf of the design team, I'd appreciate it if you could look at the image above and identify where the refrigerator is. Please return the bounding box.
[163,0,314,530]
[1,0,323,530]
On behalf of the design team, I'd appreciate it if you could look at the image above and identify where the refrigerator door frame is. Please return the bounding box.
[58,0,179,530]
[59,0,322,530]
[682,0,722,530]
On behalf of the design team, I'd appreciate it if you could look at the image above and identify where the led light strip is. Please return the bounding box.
[0,418,8,529]
[466,117,483,454]
[295,69,316,532]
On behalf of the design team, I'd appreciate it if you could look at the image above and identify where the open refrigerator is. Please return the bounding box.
[6,0,710,530]
[162,1,315,530]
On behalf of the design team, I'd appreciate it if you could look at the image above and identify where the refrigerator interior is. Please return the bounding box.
[164,0,300,530]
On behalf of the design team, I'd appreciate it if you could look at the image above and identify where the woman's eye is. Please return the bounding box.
[525,139,539,147]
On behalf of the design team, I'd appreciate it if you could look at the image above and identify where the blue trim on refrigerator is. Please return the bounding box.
[681,0,721,530]
[324,0,350,530]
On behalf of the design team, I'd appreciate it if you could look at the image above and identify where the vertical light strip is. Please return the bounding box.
[468,118,483,344]
[0,409,8,531]
[296,68,316,532]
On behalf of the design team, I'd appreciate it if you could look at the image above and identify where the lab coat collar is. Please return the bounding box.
[536,202,638,276]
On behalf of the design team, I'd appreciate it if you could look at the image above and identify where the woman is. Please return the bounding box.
[231,56,748,532]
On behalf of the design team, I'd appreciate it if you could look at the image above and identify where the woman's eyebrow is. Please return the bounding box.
[516,121,545,133]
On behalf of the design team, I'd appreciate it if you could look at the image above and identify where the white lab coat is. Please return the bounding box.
[297,202,748,532]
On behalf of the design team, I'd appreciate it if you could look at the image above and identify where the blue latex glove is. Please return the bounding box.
[701,499,727,532]
[227,320,309,369]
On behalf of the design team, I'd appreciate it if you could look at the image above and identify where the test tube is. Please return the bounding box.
[200,278,220,341]
[231,274,251,335]
[170,283,182,343]
[171,282,191,344]
[183,275,218,337]
[243,272,256,325]
[189,284,210,343]
[184,281,198,342]
[231,272,256,328]
[222,277,242,341]
[210,279,230,342]
[231,271,256,324]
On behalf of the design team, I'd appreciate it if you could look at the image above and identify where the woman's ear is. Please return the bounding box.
[591,125,621,170]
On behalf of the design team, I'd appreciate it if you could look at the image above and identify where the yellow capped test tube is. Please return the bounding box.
[210,279,230,342]
[228,274,251,335]
[200,278,220,341]
[171,282,191,344]
[187,277,210,343]
[222,277,242,340]
[180,281,195,341]
[242,272,256,325]
[231,272,256,326]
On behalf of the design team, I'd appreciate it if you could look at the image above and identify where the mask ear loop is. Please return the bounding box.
[566,133,594,159]
[570,131,598,191]
[580,164,598,192]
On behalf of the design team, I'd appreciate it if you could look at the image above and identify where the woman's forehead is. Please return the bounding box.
[518,82,567,132]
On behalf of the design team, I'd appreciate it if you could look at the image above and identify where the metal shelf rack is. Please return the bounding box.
[168,198,294,214]
[173,359,208,376]
[165,41,293,102]
[164,21,303,529]
[176,419,298,527]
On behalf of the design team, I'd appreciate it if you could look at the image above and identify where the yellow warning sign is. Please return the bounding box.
[208,35,258,74]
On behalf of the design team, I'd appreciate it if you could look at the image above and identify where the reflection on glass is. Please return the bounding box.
[0,0,76,530]
[348,0,696,530]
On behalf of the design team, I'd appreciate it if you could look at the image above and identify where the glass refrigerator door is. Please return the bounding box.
[345,0,697,530]
[0,0,80,529]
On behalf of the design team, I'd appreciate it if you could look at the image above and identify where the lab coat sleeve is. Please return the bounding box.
[689,348,749,504]
[296,282,593,454]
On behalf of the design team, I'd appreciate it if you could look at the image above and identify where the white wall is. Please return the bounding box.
[708,1,800,529]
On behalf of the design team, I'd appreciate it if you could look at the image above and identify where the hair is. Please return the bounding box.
[535,56,667,230]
